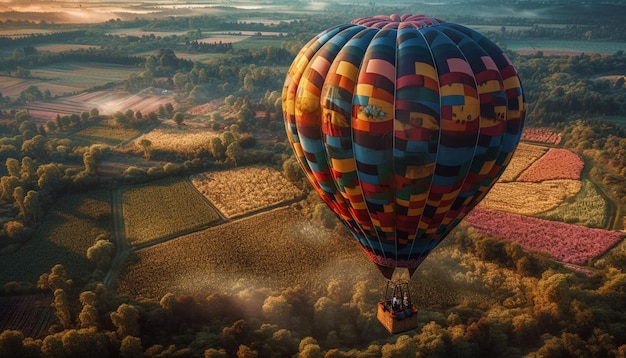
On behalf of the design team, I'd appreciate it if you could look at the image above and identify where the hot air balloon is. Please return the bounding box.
[282,14,525,334]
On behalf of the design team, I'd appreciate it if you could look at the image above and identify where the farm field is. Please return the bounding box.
[34,44,99,52]
[174,52,230,63]
[232,36,287,51]
[465,207,623,266]
[134,124,219,154]
[121,177,222,246]
[0,189,112,285]
[21,89,177,123]
[115,207,364,298]
[482,144,588,216]
[497,142,548,182]
[505,39,625,55]
[116,206,497,308]
[4,62,139,94]
[190,166,304,218]
[72,121,141,146]
[537,179,609,228]
[0,295,52,338]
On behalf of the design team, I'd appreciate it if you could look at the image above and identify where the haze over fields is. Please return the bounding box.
[0,0,626,356]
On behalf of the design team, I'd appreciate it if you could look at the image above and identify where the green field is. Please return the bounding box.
[504,39,625,54]
[122,177,222,246]
[72,123,141,146]
[232,36,286,51]
[0,189,112,285]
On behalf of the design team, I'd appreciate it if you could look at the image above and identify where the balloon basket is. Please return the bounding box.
[377,301,419,334]
[376,280,418,334]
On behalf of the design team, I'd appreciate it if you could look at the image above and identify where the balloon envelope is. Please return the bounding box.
[282,14,525,278]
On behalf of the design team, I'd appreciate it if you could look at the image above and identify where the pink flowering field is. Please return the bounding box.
[517,148,584,182]
[465,207,624,265]
[521,127,563,145]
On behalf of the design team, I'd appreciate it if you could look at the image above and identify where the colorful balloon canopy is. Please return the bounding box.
[282,14,525,279]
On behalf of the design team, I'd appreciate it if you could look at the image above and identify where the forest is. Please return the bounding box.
[0,2,626,357]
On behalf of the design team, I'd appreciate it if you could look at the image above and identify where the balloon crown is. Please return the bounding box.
[351,14,443,29]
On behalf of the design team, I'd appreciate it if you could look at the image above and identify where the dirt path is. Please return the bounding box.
[103,188,128,287]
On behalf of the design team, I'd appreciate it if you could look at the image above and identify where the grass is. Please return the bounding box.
[190,166,304,218]
[505,39,625,55]
[121,177,222,246]
[72,123,141,146]
[232,36,286,51]
[0,189,112,285]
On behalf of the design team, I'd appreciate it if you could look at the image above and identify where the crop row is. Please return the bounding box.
[499,143,548,182]
[465,207,624,265]
[135,125,219,153]
[122,177,221,246]
[537,179,609,228]
[517,148,584,182]
[116,207,367,299]
[479,179,582,216]
[73,123,141,146]
[521,127,563,145]
[0,295,52,338]
[190,166,304,218]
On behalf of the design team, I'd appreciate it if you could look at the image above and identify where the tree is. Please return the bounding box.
[53,288,72,329]
[138,139,153,160]
[298,337,323,358]
[125,109,135,121]
[5,158,20,178]
[148,111,158,122]
[80,111,90,123]
[173,112,185,125]
[37,163,64,204]
[165,102,174,115]
[20,156,36,184]
[211,111,224,122]
[12,186,25,218]
[83,152,97,175]
[282,157,303,182]
[381,335,417,358]
[87,239,115,271]
[120,336,143,358]
[0,175,20,202]
[209,137,225,160]
[46,120,58,132]
[113,111,129,127]
[78,304,99,329]
[0,330,27,358]
[111,304,140,337]
[38,264,72,292]
[225,141,243,166]
[23,189,42,224]
[21,134,49,159]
